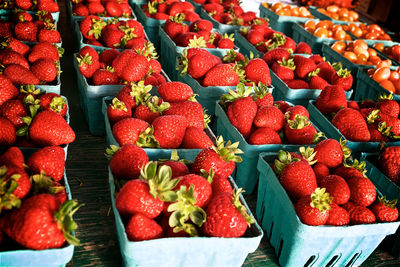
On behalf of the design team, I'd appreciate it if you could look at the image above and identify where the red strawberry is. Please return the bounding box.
[0,117,16,145]
[29,110,75,146]
[176,174,212,208]
[38,27,61,43]
[331,68,353,91]
[285,79,309,89]
[368,123,391,142]
[253,105,285,132]
[333,160,366,181]
[347,205,376,224]
[271,58,295,80]
[160,151,189,178]
[5,166,30,199]
[295,188,332,226]
[105,1,122,17]
[0,147,25,169]
[112,118,149,146]
[92,68,119,85]
[157,82,193,103]
[212,175,233,196]
[326,203,350,226]
[244,58,271,85]
[202,64,239,86]
[1,50,29,69]
[108,144,149,180]
[263,48,290,67]
[164,14,189,40]
[309,75,330,90]
[347,175,376,207]
[28,42,60,63]
[107,98,132,124]
[31,58,58,83]
[284,116,320,145]
[313,139,347,168]
[184,53,221,79]
[99,49,120,66]
[202,190,253,237]
[181,127,213,149]
[1,38,30,57]
[370,196,399,222]
[0,75,19,106]
[115,85,137,110]
[39,93,67,117]
[113,52,149,82]
[77,54,100,78]
[152,115,187,149]
[4,64,40,85]
[73,3,89,16]
[163,101,204,129]
[315,85,347,115]
[0,194,80,249]
[376,95,399,117]
[27,146,65,182]
[101,27,125,48]
[14,21,38,42]
[37,0,59,12]
[317,61,336,82]
[379,146,400,185]
[133,99,166,124]
[79,15,106,40]
[319,175,350,205]
[313,162,330,182]
[285,105,309,121]
[294,42,311,54]
[125,213,163,241]
[253,83,273,108]
[246,29,264,45]
[0,99,28,128]
[249,127,281,145]
[310,55,325,65]
[280,36,297,51]
[348,101,360,110]
[332,108,371,142]
[191,136,242,179]
[293,55,317,79]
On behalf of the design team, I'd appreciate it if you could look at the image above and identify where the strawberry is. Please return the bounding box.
[73,3,89,16]
[77,53,100,79]
[0,117,16,145]
[105,1,122,17]
[0,99,28,128]
[319,175,350,205]
[202,64,239,86]
[113,52,149,82]
[176,173,212,208]
[274,150,318,199]
[28,42,61,63]
[31,58,58,83]
[293,55,317,79]
[246,29,264,45]
[189,19,213,32]
[310,55,325,65]
[101,27,125,48]
[331,68,353,91]
[1,38,30,57]
[373,112,400,136]
[28,110,76,146]
[326,203,350,226]
[217,33,235,49]
[347,175,376,207]
[92,68,119,85]
[5,166,31,200]
[368,123,391,142]
[0,194,81,250]
[244,58,271,85]
[152,115,187,149]
[112,118,149,146]
[157,82,193,103]
[27,146,65,182]
[253,105,285,132]
[222,84,257,138]
[114,85,137,110]
[212,175,233,196]
[181,127,213,149]
[249,127,281,145]
[125,213,163,241]
[37,0,59,12]
[309,75,329,90]
[38,27,61,43]
[313,162,330,182]
[280,36,297,51]
[285,105,309,121]
[163,101,204,129]
[115,162,178,218]
[348,101,360,110]
[161,151,189,179]
[263,48,290,67]
[370,196,399,222]
[39,93,67,117]
[295,188,332,226]
[252,83,273,108]
[1,50,29,69]
[294,42,311,54]
[376,94,399,117]
[107,98,132,124]
[271,58,295,80]
[99,49,120,66]
[79,15,106,40]
[0,147,25,169]
[285,79,309,89]
[315,85,347,115]
[332,108,371,142]
[346,204,376,224]
[164,13,189,40]
[191,136,242,179]
[202,189,254,237]
[4,64,40,85]
[317,61,336,82]
[15,0,33,10]
[0,166,22,211]
[183,52,221,79]
[314,139,348,168]
[379,146,400,185]
[333,159,366,181]
[284,116,321,145]
[107,144,149,180]
[149,59,161,74]
[0,75,19,106]
[14,21,38,42]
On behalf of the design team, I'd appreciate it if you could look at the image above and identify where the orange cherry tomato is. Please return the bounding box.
[304,20,316,30]
[347,23,357,32]
[367,48,377,57]
[353,39,368,50]
[376,60,390,68]
[326,5,339,13]
[332,24,343,32]
[314,27,329,38]
[316,20,332,29]
[380,80,396,93]
[351,27,363,38]
[334,30,346,40]
[393,79,400,93]
[389,71,400,82]
[344,51,358,62]
[304,26,315,33]
[331,41,346,53]
[356,54,368,65]
[271,3,283,12]
[365,32,378,40]
[348,10,359,21]
[382,33,391,41]
[373,67,391,82]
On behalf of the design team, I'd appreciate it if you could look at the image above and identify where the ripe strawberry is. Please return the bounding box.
[1,50,29,69]
[73,3,89,16]
[295,188,332,226]
[160,151,189,179]
[314,139,348,168]
[115,85,136,110]
[326,203,350,226]
[149,59,161,74]
[28,42,61,63]
[38,27,61,43]
[114,52,149,82]
[315,85,347,115]
[15,0,33,10]
[293,55,317,79]
[152,115,187,149]
[244,58,271,85]
[164,14,189,40]
[107,98,132,124]
[317,61,336,82]
[319,175,350,205]
[5,166,30,199]
[189,19,213,32]
[4,64,40,85]
[0,194,81,250]
[92,67,119,85]
[99,49,120,65]
[347,204,376,224]
[280,36,297,51]
[0,75,19,106]
[101,27,125,48]
[77,53,100,79]
[271,58,295,80]
[176,174,212,208]
[309,75,330,90]
[108,144,149,180]
[105,1,122,17]
[294,42,311,54]
[368,123,391,142]
[379,146,400,185]
[284,116,320,145]
[202,64,239,86]
[253,105,285,132]
[115,162,178,218]
[370,196,399,222]
[347,175,376,207]
[181,127,213,149]
[331,68,353,91]
[252,83,273,108]
[263,48,290,67]
[0,147,25,169]
[332,108,371,141]
[1,38,30,57]
[203,189,254,237]
[217,35,235,49]
[191,136,242,179]
[313,162,330,182]
[249,127,281,145]
[310,55,325,65]
[112,118,149,146]
[27,146,65,182]
[285,79,310,89]
[125,213,163,241]
[133,98,166,124]
[0,117,16,145]
[246,29,264,45]
[39,93,67,117]
[79,15,106,40]
[184,52,221,79]
[211,175,233,196]
[14,21,38,42]
[31,58,58,83]
[374,112,400,136]
[157,82,193,103]
[163,101,204,129]
[29,110,76,146]
[285,105,309,121]
[377,96,399,117]
[37,0,59,12]
[0,99,28,128]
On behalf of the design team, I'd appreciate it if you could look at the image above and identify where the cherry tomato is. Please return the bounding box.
[367,48,377,57]
[351,27,363,38]
[344,51,357,62]
[393,79,400,93]
[326,5,339,13]
[348,11,359,21]
[370,56,382,65]
[356,54,368,65]
[353,39,368,50]
[373,42,385,52]
[304,20,316,30]
[373,67,391,82]
[334,30,346,40]
[389,71,400,82]
[380,80,396,93]
[314,27,329,38]
[331,41,346,53]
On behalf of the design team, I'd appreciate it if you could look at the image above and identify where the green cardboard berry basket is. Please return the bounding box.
[256,152,400,267]
[308,6,366,25]
[375,43,400,67]
[215,101,324,194]
[186,0,203,14]
[0,172,75,267]
[108,165,263,267]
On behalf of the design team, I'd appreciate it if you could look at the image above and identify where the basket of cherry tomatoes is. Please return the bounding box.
[373,42,400,66]
[309,5,361,23]
[345,23,395,46]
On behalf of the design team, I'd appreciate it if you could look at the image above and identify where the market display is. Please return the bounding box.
[0,0,400,266]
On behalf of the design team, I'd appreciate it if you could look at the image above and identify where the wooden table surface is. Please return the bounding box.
[55,1,400,266]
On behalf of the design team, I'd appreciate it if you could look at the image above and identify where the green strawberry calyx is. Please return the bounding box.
[141,95,170,113]
[307,68,320,80]
[239,26,250,35]
[343,158,368,178]
[309,187,332,213]
[227,14,244,26]
[274,150,300,175]
[223,49,241,63]
[30,171,65,196]
[88,18,107,39]
[105,145,120,160]
[54,199,84,246]
[136,127,160,148]
[266,33,286,51]
[168,184,207,236]
[176,49,189,75]
[188,36,207,48]
[221,33,235,42]
[77,53,94,67]
[169,13,185,24]
[377,93,393,101]
[233,62,246,83]
[251,82,271,101]
[298,146,318,165]
[147,1,158,15]
[55,44,64,58]
[332,62,342,71]
[140,161,179,202]
[220,82,252,104]
[203,109,211,128]
[377,121,393,138]
[0,166,21,213]
[366,109,381,124]
[135,42,158,60]
[279,58,296,71]
[286,115,310,129]
[20,84,43,97]
[200,168,215,184]
[377,196,398,209]
[129,81,153,105]
[159,150,191,165]
[49,96,66,115]
[336,67,351,78]
[212,136,243,163]
[233,188,255,226]
[208,32,217,45]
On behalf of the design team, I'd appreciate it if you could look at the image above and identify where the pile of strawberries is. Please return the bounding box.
[0,40,62,85]
[379,146,400,186]
[0,11,61,43]
[79,16,147,49]
[107,81,214,149]
[77,45,164,86]
[0,146,82,250]
[109,139,255,240]
[0,84,74,147]
[142,0,198,22]
[273,143,398,226]
[178,48,271,87]
[164,16,235,49]
[241,25,310,54]
[0,0,59,12]
[220,83,324,145]
[265,51,353,90]
[72,0,133,18]
[198,0,265,27]
[315,90,400,142]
